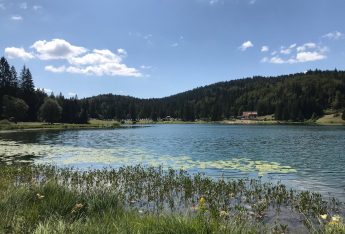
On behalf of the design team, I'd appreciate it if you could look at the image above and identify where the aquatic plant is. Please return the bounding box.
[0,164,343,233]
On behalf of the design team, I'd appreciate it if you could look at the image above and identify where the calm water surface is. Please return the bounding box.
[1,124,345,200]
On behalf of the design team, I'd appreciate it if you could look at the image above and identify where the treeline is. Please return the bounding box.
[1,56,345,123]
[85,70,345,121]
[0,57,88,123]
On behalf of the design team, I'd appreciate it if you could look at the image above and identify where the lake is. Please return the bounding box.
[1,124,345,200]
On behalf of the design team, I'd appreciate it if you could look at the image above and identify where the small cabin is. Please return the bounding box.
[162,116,172,121]
[242,111,258,119]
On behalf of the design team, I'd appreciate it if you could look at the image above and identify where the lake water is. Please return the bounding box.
[1,124,345,200]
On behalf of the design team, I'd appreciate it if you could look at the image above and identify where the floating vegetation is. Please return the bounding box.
[0,139,296,176]
[0,164,343,233]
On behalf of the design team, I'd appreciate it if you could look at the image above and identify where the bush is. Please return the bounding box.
[39,98,62,124]
[2,95,29,123]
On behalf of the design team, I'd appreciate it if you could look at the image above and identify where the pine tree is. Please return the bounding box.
[20,66,37,121]
[0,57,12,93]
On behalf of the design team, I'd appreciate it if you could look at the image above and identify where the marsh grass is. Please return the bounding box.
[0,120,121,131]
[0,164,344,233]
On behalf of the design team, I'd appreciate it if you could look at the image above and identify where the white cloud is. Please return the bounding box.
[269,56,285,64]
[5,47,34,60]
[65,63,141,77]
[33,5,42,10]
[31,39,87,60]
[262,41,327,64]
[261,46,269,52]
[68,49,121,66]
[6,38,142,78]
[239,40,254,51]
[295,51,326,62]
[20,2,27,9]
[42,88,52,94]
[45,65,66,73]
[117,48,127,56]
[322,31,344,40]
[11,15,23,21]
[296,42,316,52]
[280,47,291,55]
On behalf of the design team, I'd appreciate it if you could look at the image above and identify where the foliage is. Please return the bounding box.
[84,70,345,121]
[2,56,345,122]
[0,164,343,233]
[38,98,62,124]
[1,95,28,122]
[342,110,345,120]
[0,57,88,124]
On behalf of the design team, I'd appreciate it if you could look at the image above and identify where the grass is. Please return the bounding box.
[0,119,121,131]
[316,111,345,125]
[0,164,344,233]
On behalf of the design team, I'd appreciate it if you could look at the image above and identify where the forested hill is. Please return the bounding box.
[1,55,345,123]
[85,70,345,121]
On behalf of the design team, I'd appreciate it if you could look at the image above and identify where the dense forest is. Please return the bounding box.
[86,70,345,122]
[1,56,345,123]
[0,57,88,123]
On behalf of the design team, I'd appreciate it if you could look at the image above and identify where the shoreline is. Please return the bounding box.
[1,119,344,132]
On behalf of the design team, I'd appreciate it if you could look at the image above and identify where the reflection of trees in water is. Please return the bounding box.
[0,130,66,144]
[0,154,35,166]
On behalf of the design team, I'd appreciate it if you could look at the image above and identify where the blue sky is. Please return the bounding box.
[1,0,345,98]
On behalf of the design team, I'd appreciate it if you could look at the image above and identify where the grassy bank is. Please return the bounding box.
[0,164,344,233]
[0,119,121,131]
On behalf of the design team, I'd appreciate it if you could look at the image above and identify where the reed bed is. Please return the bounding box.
[0,164,344,233]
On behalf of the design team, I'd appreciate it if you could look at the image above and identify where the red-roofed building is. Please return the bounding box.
[242,111,258,119]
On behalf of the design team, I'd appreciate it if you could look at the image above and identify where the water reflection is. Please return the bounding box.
[0,124,345,200]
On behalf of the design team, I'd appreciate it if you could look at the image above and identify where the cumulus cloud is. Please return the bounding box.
[31,39,87,60]
[68,49,121,66]
[322,31,344,40]
[280,47,291,55]
[5,39,142,78]
[117,48,127,56]
[261,46,269,52]
[45,65,66,73]
[11,15,23,21]
[261,42,327,64]
[296,42,317,52]
[5,47,34,60]
[239,41,254,51]
[295,51,326,62]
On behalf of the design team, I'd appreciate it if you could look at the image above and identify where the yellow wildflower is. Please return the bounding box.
[199,197,206,207]
[331,215,341,223]
[320,214,328,220]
